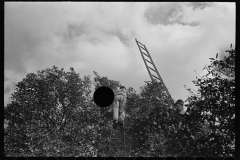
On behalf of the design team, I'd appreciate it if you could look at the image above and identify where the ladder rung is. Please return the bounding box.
[151,74,160,81]
[111,137,124,139]
[144,58,153,65]
[148,66,157,73]
[111,134,124,136]
[111,145,129,148]
[139,45,147,51]
[111,139,124,142]
[141,51,150,58]
[111,133,124,136]
[110,146,125,148]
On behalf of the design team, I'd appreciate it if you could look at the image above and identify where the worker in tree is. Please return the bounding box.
[111,86,127,129]
[175,99,185,115]
[174,99,186,130]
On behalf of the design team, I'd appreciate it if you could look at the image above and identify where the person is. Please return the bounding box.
[175,99,185,115]
[174,99,185,130]
[112,86,127,129]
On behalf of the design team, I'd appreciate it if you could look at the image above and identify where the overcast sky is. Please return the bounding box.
[4,2,235,106]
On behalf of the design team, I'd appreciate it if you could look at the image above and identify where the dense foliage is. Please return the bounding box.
[182,45,235,157]
[4,66,98,156]
[4,45,235,157]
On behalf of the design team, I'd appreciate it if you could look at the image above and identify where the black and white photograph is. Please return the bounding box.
[4,2,235,158]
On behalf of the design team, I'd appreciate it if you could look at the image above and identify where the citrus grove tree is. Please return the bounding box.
[124,81,173,156]
[181,44,235,157]
[4,66,98,156]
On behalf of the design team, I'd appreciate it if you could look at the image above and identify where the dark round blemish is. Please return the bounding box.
[93,86,114,108]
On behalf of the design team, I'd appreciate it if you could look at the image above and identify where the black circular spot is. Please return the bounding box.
[93,86,114,108]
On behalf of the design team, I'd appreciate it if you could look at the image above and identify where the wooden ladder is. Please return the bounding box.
[109,125,126,157]
[135,38,174,105]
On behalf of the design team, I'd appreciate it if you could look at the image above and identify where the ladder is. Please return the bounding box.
[135,39,175,105]
[109,125,126,157]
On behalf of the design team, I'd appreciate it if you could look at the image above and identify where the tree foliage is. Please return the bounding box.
[4,66,97,156]
[182,45,235,157]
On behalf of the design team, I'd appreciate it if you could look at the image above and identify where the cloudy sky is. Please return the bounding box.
[5,2,235,106]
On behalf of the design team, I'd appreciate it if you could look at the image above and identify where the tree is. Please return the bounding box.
[125,81,181,157]
[4,66,96,156]
[182,44,235,157]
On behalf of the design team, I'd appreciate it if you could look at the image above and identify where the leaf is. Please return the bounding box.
[209,58,215,60]
[230,43,232,48]
[216,53,218,59]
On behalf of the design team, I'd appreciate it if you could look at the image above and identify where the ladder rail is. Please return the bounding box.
[139,45,147,51]
[123,128,126,157]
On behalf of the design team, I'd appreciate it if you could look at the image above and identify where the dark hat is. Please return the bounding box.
[120,86,126,89]
[176,99,184,106]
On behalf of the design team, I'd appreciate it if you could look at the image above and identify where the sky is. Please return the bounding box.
[4,2,235,106]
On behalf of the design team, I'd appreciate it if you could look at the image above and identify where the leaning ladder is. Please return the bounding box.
[109,125,126,157]
[135,39,175,105]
